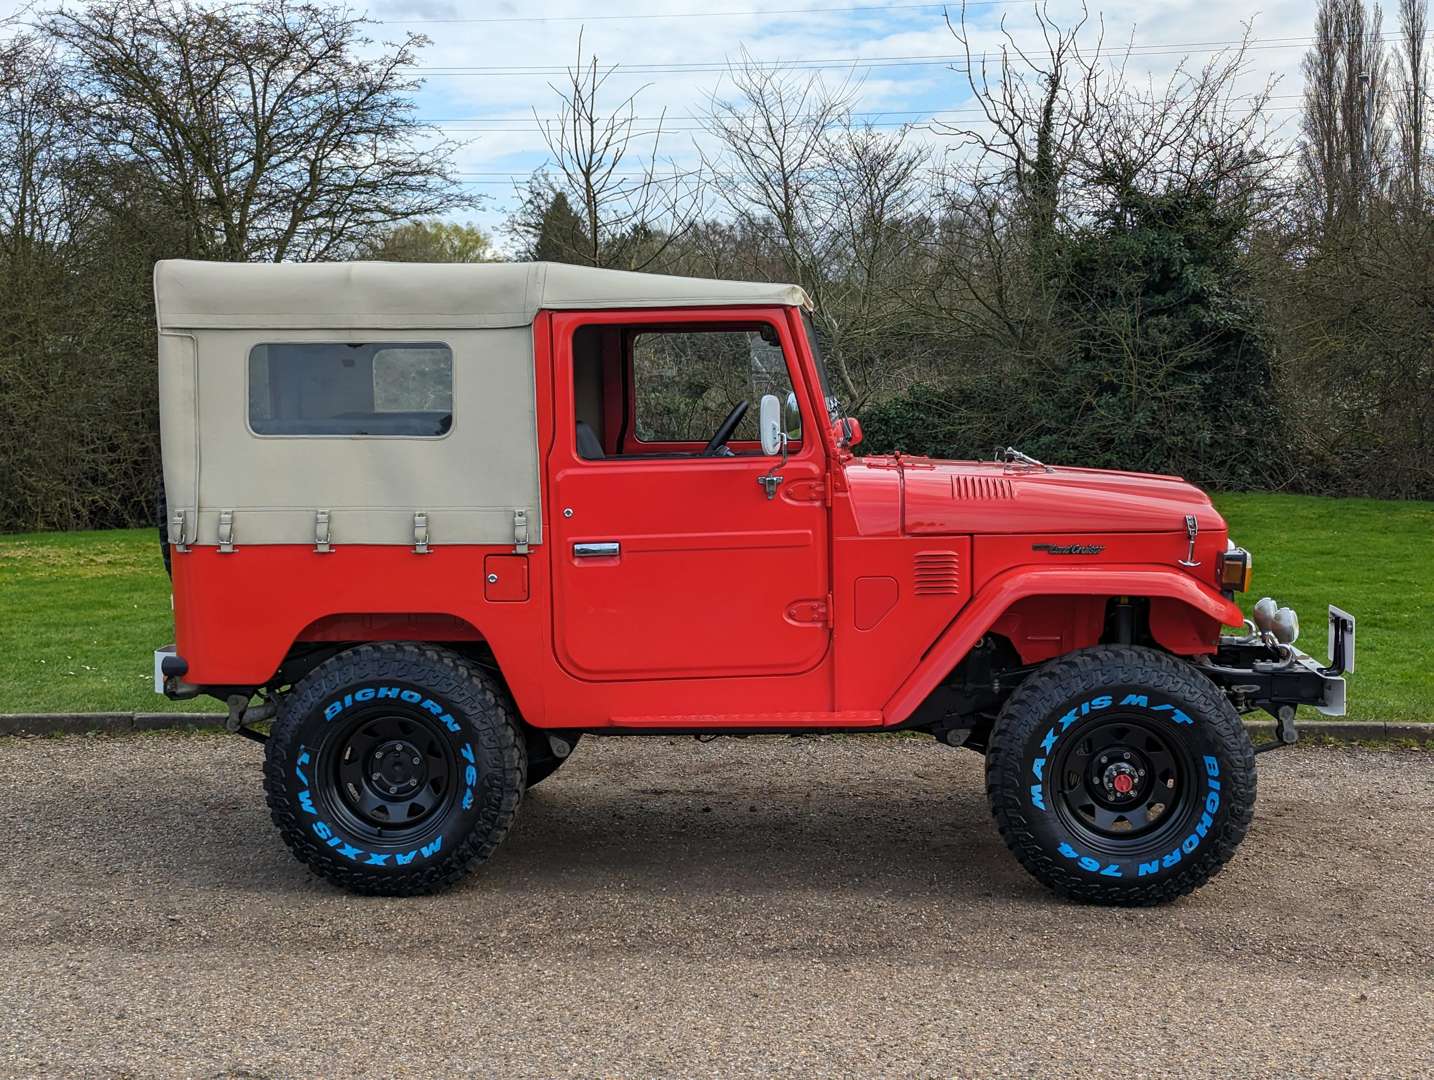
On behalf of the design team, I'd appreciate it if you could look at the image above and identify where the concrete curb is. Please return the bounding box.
[0,712,1430,744]
[1242,719,1434,745]
[0,713,223,736]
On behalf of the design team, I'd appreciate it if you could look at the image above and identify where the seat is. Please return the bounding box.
[575,420,605,460]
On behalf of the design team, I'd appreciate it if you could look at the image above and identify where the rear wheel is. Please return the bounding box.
[986,645,1255,905]
[263,643,526,895]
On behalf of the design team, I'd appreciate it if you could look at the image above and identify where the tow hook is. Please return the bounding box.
[1253,704,1300,755]
[225,693,276,744]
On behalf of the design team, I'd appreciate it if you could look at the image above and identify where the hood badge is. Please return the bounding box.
[1179,513,1201,567]
[1033,543,1104,555]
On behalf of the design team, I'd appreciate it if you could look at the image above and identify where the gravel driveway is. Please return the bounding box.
[1,733,1431,1078]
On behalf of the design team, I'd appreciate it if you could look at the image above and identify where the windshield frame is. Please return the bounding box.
[800,311,842,426]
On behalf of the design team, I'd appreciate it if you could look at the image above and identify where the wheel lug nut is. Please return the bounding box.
[1123,752,1131,760]
[412,756,421,766]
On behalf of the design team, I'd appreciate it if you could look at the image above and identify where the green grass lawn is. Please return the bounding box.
[0,529,221,714]
[1210,493,1433,723]
[1,492,1430,719]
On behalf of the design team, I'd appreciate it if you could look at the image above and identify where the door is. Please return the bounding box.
[549,309,831,681]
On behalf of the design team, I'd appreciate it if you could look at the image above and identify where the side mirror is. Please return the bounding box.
[759,394,785,456]
[842,417,863,448]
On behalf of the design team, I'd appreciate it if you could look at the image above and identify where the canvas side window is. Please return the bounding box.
[248,342,453,437]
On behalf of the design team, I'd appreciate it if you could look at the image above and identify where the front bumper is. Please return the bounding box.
[1201,604,1355,719]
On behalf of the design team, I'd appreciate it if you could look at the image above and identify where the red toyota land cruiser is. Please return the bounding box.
[152,259,1354,904]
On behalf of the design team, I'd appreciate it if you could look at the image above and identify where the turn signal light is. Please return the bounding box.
[1219,547,1253,592]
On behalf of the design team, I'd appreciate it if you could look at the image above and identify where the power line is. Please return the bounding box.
[403,29,1434,76]
[375,1,1017,26]
[403,39,1352,76]
[419,95,1306,125]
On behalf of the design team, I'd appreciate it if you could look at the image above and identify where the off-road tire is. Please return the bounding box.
[986,645,1255,905]
[525,730,581,788]
[263,643,526,896]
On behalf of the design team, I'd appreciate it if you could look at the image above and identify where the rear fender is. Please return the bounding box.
[882,564,1243,725]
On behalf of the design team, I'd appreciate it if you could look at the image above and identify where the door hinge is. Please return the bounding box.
[513,508,530,554]
[783,478,828,504]
[168,509,190,553]
[313,509,334,554]
[412,511,431,555]
[217,510,236,554]
[785,596,831,626]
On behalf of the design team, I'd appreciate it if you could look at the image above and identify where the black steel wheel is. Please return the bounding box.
[322,711,459,840]
[263,643,526,896]
[986,644,1256,905]
[1050,714,1199,852]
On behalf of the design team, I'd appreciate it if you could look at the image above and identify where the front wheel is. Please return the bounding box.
[986,645,1255,905]
[263,643,526,895]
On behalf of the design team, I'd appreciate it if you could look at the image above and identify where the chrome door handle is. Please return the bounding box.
[573,541,620,558]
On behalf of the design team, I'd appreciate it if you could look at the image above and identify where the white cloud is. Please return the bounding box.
[360,0,1318,240]
[6,0,1323,243]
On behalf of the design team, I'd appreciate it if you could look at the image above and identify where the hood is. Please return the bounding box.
[850,455,1224,536]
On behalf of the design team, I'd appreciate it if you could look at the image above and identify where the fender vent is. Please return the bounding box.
[951,475,1014,501]
[913,550,961,595]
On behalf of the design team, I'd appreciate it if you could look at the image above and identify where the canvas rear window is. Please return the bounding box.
[247,342,454,437]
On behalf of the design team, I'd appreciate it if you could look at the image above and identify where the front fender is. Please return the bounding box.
[882,564,1242,725]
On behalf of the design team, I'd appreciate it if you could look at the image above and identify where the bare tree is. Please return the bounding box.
[928,4,1282,346]
[521,32,703,270]
[700,54,930,404]
[40,0,473,262]
[1299,0,1390,231]
[1392,0,1429,209]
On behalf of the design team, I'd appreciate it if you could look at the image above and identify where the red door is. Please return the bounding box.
[548,309,831,682]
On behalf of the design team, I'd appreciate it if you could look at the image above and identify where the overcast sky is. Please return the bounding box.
[363,0,1317,247]
[13,1,1323,248]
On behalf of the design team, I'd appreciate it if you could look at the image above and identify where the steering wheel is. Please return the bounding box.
[701,400,749,457]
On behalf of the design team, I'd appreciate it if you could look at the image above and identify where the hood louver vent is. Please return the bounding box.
[914,550,961,595]
[951,475,1014,501]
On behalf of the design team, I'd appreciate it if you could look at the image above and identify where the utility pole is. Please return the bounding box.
[1359,70,1377,189]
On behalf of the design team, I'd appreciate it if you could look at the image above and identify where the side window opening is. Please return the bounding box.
[571,323,803,461]
[248,342,453,437]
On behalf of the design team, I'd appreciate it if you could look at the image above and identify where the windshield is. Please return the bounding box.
[801,311,842,425]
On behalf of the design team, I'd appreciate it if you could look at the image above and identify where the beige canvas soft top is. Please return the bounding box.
[156,260,810,552]
[154,259,812,331]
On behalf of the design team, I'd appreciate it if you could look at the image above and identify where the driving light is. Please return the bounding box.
[1219,546,1253,592]
[1271,606,1300,645]
[1252,596,1300,645]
